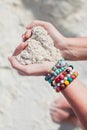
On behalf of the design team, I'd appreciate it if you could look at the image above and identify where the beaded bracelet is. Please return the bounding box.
[53,70,78,92]
[45,58,78,93]
[45,59,68,82]
[51,65,74,87]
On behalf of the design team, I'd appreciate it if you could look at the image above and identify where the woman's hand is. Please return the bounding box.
[23,20,68,53]
[9,42,55,76]
[23,20,70,59]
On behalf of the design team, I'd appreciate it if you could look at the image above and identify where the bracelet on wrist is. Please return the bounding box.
[45,59,78,92]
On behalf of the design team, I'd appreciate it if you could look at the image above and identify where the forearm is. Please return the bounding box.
[61,78,87,129]
[64,37,87,60]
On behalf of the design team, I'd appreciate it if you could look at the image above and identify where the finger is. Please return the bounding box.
[22,30,31,42]
[26,20,50,30]
[13,42,28,56]
[8,56,26,72]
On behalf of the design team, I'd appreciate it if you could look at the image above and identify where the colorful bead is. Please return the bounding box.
[61,61,66,67]
[55,69,60,75]
[52,66,57,71]
[53,85,58,89]
[53,72,58,77]
[70,71,73,75]
[66,69,70,73]
[56,86,62,92]
[59,74,65,80]
[50,76,55,81]
[64,77,67,80]
[52,80,56,86]
[56,64,61,68]
[72,69,75,73]
[48,79,52,83]
[61,67,65,71]
[58,69,61,72]
[61,83,66,88]
[69,65,74,69]
[62,71,67,76]
[68,67,73,71]
[71,75,76,79]
[57,83,61,86]
[61,80,64,84]
[67,74,71,77]
[64,80,69,86]
[67,77,73,83]
[73,72,78,77]
[45,74,52,81]
[55,77,61,83]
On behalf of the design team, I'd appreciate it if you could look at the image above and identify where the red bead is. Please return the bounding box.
[71,75,75,79]
[56,86,62,92]
[55,77,61,83]
[59,74,64,80]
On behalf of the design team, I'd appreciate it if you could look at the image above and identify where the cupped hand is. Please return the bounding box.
[23,20,66,48]
[9,42,55,76]
[22,20,68,58]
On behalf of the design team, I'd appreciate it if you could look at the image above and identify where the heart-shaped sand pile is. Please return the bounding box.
[16,26,62,65]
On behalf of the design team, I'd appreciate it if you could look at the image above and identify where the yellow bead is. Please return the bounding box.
[64,80,69,86]
[73,72,78,77]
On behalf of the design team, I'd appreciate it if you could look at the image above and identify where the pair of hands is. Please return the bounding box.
[9,20,68,76]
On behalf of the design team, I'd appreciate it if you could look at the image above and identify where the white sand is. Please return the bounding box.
[16,26,62,64]
[0,0,87,130]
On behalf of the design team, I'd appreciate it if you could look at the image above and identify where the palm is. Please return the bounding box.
[9,42,55,76]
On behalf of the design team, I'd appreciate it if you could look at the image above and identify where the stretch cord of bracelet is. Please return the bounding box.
[45,58,78,92]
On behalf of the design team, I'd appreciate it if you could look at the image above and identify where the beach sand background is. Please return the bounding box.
[0,0,87,130]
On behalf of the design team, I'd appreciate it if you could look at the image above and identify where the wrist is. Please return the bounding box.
[58,37,72,60]
[60,37,77,60]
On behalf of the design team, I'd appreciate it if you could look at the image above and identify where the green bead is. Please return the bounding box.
[67,77,73,83]
[52,66,57,71]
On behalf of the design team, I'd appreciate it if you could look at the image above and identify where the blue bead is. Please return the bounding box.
[45,73,52,81]
[45,76,50,81]
[61,61,66,67]
[55,70,59,75]
[48,79,52,83]
[53,72,58,76]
